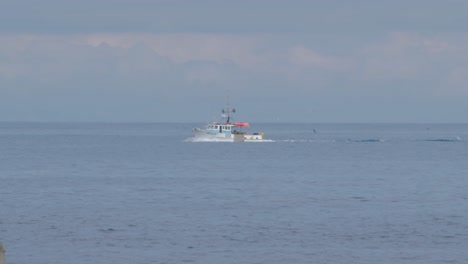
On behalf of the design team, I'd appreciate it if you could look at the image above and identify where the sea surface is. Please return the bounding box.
[1,122,467,264]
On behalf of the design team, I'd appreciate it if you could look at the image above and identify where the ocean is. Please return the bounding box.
[1,122,467,264]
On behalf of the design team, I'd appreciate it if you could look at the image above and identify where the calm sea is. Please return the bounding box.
[1,122,467,264]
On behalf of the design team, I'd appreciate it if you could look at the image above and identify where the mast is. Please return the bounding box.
[222,94,236,124]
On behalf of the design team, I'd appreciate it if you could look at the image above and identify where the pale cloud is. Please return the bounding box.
[1,1,467,122]
[1,31,468,122]
[288,45,351,72]
[0,33,348,83]
[83,33,265,67]
[441,67,468,96]
[360,33,428,80]
[359,32,468,89]
[422,38,451,54]
[3,32,468,86]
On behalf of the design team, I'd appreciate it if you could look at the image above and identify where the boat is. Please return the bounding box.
[192,104,264,142]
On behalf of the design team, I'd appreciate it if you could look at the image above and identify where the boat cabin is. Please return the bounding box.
[206,123,235,134]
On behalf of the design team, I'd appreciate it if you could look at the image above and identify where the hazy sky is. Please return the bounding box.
[1,0,467,122]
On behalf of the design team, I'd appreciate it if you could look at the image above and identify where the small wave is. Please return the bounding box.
[277,139,336,143]
[184,137,274,143]
[347,139,385,143]
[281,139,309,143]
[99,228,118,233]
[245,139,275,143]
[423,138,461,142]
[184,137,236,142]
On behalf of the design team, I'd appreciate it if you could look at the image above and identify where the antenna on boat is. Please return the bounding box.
[222,92,235,124]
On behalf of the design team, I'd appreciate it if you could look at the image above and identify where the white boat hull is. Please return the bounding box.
[193,127,245,142]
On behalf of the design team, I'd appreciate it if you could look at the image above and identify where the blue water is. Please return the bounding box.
[1,123,467,264]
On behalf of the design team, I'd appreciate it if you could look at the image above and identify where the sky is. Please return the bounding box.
[1,0,468,123]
